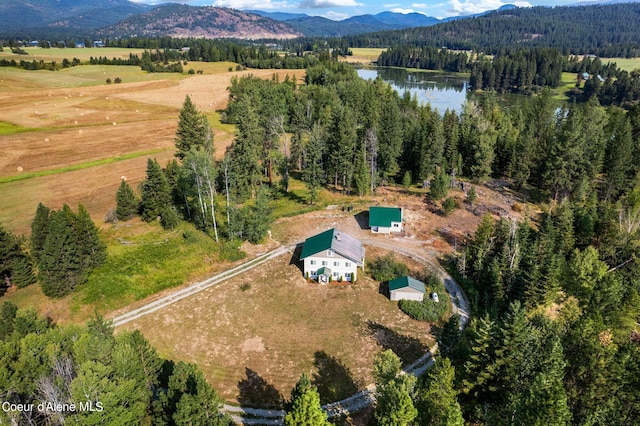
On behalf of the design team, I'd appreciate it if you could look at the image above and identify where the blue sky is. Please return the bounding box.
[130,0,591,20]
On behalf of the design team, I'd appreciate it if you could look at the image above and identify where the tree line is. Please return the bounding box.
[328,3,640,57]
[217,62,640,209]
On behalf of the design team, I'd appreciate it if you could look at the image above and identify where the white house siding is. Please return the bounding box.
[372,221,403,234]
[390,288,424,301]
[304,250,359,282]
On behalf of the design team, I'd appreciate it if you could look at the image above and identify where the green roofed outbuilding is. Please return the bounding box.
[369,206,403,234]
[389,276,426,301]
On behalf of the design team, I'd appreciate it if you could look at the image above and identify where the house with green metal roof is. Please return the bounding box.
[300,228,365,283]
[369,206,403,234]
[389,276,426,301]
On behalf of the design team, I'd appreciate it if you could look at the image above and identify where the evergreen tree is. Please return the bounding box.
[438,314,462,359]
[416,357,464,426]
[302,123,326,205]
[375,374,418,426]
[38,206,84,297]
[242,188,273,244]
[115,179,139,221]
[0,224,31,293]
[140,158,173,222]
[11,255,36,289]
[174,95,212,160]
[284,373,331,426]
[30,202,51,262]
[75,204,106,271]
[429,167,450,202]
[228,96,263,201]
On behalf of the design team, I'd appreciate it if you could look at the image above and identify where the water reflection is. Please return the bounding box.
[357,68,468,114]
[357,68,529,115]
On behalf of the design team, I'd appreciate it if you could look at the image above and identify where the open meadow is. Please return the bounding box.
[0,49,305,234]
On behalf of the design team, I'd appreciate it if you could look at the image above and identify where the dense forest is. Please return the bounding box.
[331,4,640,57]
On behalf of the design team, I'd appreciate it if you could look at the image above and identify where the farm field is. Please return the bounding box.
[601,57,640,72]
[0,60,306,234]
[341,48,387,65]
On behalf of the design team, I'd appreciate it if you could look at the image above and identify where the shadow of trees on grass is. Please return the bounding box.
[237,367,283,409]
[367,321,428,366]
[312,351,362,404]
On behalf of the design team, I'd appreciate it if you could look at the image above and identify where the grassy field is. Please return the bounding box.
[117,245,436,407]
[601,57,640,72]
[0,47,149,62]
[341,48,387,65]
[553,72,579,101]
[0,64,305,234]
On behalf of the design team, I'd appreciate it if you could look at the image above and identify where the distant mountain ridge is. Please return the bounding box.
[248,10,441,36]
[97,4,302,40]
[0,0,152,37]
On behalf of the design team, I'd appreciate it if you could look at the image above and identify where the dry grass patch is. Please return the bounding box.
[117,251,433,407]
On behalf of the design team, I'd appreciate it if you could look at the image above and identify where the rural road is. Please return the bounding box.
[110,236,470,425]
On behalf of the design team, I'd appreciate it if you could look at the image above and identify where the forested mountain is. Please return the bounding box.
[98,5,302,40]
[0,0,151,38]
[341,3,640,56]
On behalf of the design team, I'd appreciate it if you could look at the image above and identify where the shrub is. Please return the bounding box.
[105,78,112,84]
[402,171,412,189]
[228,67,233,72]
[442,197,458,217]
[160,206,180,230]
[104,209,118,224]
[368,253,409,282]
[188,69,195,75]
[465,186,477,205]
[219,240,246,262]
[114,77,122,84]
[240,283,251,291]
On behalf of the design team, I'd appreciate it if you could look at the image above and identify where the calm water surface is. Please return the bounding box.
[357,68,529,115]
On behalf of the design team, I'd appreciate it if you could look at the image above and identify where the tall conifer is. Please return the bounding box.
[116,179,139,221]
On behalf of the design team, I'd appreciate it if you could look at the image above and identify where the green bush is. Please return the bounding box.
[368,254,409,282]
[219,240,245,262]
[398,273,448,322]
[442,197,458,216]
[160,206,180,230]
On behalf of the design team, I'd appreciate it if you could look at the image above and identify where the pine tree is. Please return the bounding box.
[284,373,331,426]
[75,204,106,270]
[174,95,212,160]
[38,207,84,297]
[11,256,36,288]
[0,224,24,293]
[115,179,139,221]
[375,374,418,426]
[140,159,173,222]
[416,358,464,426]
[302,123,326,205]
[429,167,450,202]
[30,202,51,262]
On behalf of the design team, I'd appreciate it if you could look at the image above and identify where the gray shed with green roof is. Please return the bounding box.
[389,276,426,301]
[369,206,403,233]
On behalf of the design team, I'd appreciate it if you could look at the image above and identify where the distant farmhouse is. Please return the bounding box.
[369,206,403,234]
[300,228,365,283]
[389,276,426,301]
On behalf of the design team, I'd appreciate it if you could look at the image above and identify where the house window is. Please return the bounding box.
[345,262,351,267]
[393,223,399,227]
[310,260,316,265]
[333,261,340,267]
[345,273,352,280]
[311,271,317,276]
[322,261,327,266]
[333,272,339,278]
[327,249,334,257]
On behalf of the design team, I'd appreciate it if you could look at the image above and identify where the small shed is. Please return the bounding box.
[369,206,403,234]
[389,276,426,301]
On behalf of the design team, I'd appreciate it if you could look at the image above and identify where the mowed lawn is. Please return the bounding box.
[117,248,434,407]
[602,57,640,72]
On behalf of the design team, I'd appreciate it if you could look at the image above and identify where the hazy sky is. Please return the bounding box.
[130,0,591,20]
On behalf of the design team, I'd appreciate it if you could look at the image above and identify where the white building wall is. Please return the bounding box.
[371,222,403,234]
[303,250,359,281]
[390,289,424,301]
